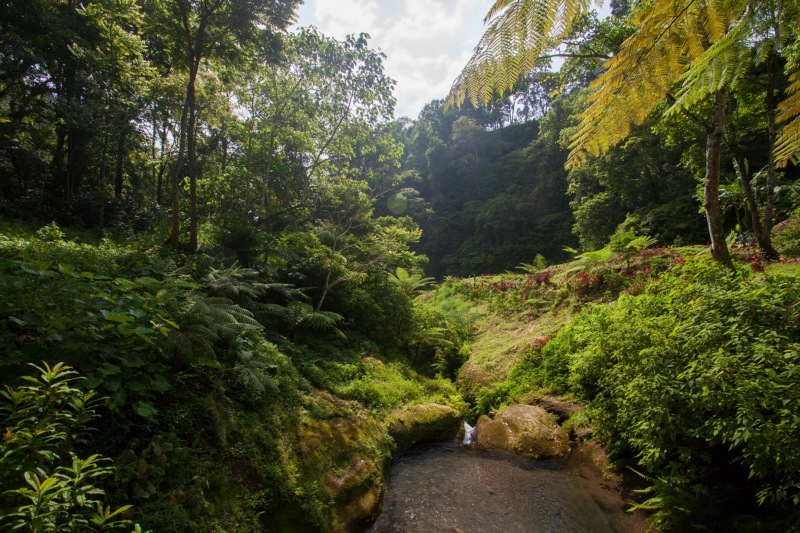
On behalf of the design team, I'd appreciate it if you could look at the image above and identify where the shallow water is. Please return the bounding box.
[368,441,625,533]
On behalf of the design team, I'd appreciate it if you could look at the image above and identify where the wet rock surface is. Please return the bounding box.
[476,404,570,459]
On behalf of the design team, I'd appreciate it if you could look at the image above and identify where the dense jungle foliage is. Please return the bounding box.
[2,0,800,531]
[446,248,800,530]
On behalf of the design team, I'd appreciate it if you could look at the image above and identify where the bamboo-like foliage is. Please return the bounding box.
[448,0,597,107]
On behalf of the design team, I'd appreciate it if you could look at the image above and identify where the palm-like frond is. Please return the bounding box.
[448,0,596,107]
[388,267,435,297]
[667,12,753,115]
[233,349,279,397]
[567,0,748,168]
[262,301,345,339]
[201,262,300,307]
[776,69,800,165]
[165,293,262,362]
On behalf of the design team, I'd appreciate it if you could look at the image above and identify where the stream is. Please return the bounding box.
[367,440,642,533]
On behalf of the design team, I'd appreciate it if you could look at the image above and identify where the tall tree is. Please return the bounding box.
[450,0,800,265]
[145,0,299,250]
[0,0,150,216]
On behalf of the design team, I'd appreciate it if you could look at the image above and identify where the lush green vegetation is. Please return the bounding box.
[2,0,800,531]
[446,248,800,531]
[0,220,470,531]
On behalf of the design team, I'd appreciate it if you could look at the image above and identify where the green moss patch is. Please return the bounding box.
[388,403,461,453]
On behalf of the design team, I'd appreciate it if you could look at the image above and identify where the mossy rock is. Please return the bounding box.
[279,390,392,533]
[476,404,569,459]
[387,403,461,453]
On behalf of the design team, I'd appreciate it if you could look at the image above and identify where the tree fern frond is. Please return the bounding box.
[776,69,800,166]
[667,15,752,115]
[567,0,749,168]
[448,0,593,108]
[300,311,344,331]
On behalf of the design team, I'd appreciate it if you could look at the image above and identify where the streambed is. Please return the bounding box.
[367,441,643,533]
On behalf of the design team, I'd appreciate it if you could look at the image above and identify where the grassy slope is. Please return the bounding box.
[436,244,790,411]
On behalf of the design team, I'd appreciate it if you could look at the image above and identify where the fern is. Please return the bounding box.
[450,0,800,171]
[164,292,263,362]
[388,267,435,297]
[667,13,753,115]
[567,0,745,167]
[448,0,595,108]
[776,69,800,165]
[262,301,346,340]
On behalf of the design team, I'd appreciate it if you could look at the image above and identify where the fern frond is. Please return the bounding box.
[300,311,344,331]
[567,0,749,169]
[667,12,752,115]
[165,293,262,361]
[448,0,595,108]
[776,69,800,166]
[626,235,658,251]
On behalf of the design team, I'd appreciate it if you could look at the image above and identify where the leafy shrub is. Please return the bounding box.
[540,257,800,528]
[774,209,800,257]
[0,362,138,531]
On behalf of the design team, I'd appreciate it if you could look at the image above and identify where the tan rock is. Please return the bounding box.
[476,404,569,459]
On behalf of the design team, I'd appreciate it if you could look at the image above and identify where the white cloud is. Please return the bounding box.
[295,0,495,119]
[311,0,380,38]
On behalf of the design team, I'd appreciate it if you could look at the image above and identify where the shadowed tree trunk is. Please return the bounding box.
[704,90,733,267]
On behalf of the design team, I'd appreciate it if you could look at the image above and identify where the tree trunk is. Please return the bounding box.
[734,151,762,236]
[151,114,159,204]
[187,73,198,252]
[704,91,733,268]
[98,133,110,238]
[168,94,190,249]
[761,62,779,259]
[156,121,169,206]
[54,125,67,200]
[316,243,337,312]
[114,123,127,200]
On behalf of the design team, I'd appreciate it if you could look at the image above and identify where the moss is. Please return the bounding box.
[387,403,461,453]
[475,405,569,459]
[275,390,392,532]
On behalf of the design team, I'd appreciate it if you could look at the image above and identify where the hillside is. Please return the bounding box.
[426,244,800,531]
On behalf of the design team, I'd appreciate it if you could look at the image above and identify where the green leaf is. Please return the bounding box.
[134,402,158,418]
[101,310,133,323]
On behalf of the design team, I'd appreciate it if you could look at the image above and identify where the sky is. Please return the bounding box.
[294,0,496,120]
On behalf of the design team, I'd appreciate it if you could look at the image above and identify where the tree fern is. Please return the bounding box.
[567,0,748,168]
[388,267,435,297]
[262,301,345,340]
[201,261,301,308]
[666,13,753,116]
[776,69,800,165]
[450,0,800,168]
[448,0,596,107]
[164,292,263,362]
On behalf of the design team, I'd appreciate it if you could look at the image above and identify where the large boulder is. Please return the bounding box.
[278,390,391,533]
[388,403,461,453]
[476,404,569,459]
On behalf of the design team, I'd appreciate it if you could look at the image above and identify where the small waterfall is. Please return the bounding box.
[462,420,476,445]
